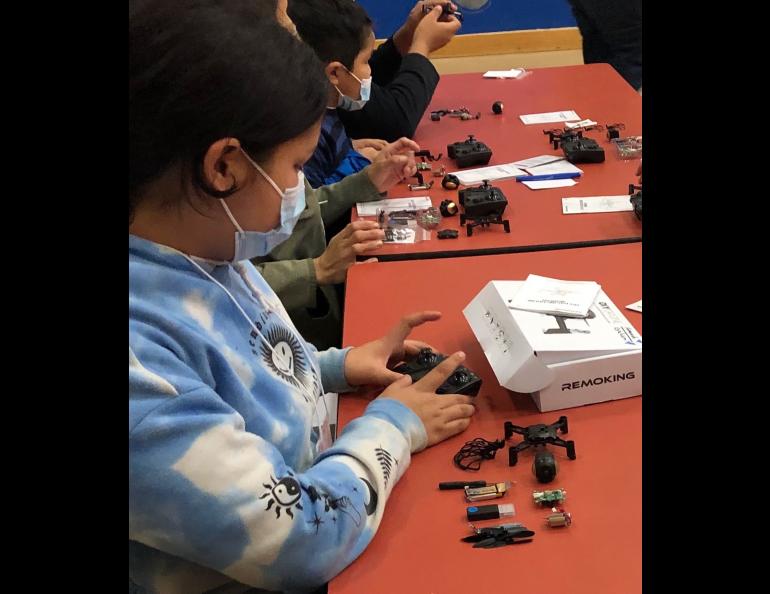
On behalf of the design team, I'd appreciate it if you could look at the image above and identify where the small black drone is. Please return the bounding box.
[504,416,576,483]
[543,127,588,150]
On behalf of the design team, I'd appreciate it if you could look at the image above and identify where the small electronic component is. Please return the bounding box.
[532,489,566,506]
[430,107,479,122]
[442,174,460,190]
[377,209,416,228]
[414,149,442,162]
[492,101,504,115]
[416,207,441,229]
[438,480,487,490]
[545,507,572,528]
[383,228,415,243]
[439,199,458,216]
[467,503,515,522]
[437,229,459,239]
[408,172,434,191]
[465,481,512,502]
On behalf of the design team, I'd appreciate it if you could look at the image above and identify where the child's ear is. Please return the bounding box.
[325,61,344,86]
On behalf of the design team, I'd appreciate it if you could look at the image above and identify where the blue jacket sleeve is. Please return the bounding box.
[320,149,372,186]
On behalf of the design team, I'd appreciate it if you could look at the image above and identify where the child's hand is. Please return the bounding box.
[409,4,462,57]
[365,137,420,192]
[378,352,476,447]
[357,146,379,162]
[393,2,459,55]
[344,311,441,387]
[352,139,387,162]
[352,138,388,151]
[352,138,388,152]
[313,221,384,285]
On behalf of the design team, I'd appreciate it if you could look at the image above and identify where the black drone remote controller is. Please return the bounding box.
[392,348,482,396]
[447,135,493,168]
[560,136,605,164]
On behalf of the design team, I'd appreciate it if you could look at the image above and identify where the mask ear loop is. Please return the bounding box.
[220,200,245,233]
[335,67,364,101]
[240,148,283,197]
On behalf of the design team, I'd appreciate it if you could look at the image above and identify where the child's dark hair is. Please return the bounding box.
[288,0,373,69]
[129,0,329,220]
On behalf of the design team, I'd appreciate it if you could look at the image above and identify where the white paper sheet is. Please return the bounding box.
[522,179,578,190]
[356,197,432,217]
[562,196,634,214]
[519,110,581,125]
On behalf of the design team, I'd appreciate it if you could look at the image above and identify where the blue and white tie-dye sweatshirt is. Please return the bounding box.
[129,234,428,594]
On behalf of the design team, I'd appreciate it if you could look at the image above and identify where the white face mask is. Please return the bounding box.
[336,68,372,111]
[219,149,306,262]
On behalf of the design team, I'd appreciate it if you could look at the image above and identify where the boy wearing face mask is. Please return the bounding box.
[296,0,388,189]
[306,1,463,143]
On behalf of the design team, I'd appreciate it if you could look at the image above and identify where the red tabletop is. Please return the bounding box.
[356,64,642,260]
[331,243,642,594]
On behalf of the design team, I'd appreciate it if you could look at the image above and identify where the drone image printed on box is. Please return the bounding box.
[392,348,482,396]
[458,180,510,236]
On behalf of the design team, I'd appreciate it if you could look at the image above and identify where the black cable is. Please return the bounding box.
[453,437,505,471]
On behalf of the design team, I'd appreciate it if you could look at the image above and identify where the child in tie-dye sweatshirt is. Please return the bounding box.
[129,3,475,593]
